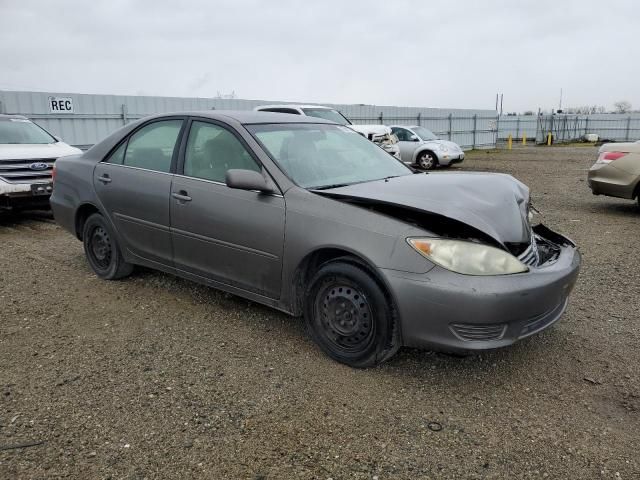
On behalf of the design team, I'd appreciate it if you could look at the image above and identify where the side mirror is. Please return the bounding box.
[225,169,274,193]
[409,134,419,142]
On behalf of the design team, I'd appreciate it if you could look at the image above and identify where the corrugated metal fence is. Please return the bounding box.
[1,90,638,149]
[0,90,494,149]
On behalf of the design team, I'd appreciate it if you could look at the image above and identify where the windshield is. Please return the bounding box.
[0,118,56,144]
[413,126,438,141]
[301,108,351,126]
[248,124,412,189]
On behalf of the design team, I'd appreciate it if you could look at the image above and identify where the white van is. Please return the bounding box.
[254,104,401,159]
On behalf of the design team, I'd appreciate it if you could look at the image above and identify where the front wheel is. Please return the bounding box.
[304,262,400,368]
[82,213,133,280]
[417,151,437,170]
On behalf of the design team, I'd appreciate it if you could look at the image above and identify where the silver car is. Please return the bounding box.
[50,111,580,368]
[391,125,465,170]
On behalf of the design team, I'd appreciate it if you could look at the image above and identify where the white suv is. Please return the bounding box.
[0,115,81,210]
[254,104,401,160]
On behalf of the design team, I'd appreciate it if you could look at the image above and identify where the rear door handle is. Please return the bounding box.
[98,174,112,184]
[172,191,192,202]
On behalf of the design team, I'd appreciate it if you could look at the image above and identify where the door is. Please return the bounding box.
[170,119,285,298]
[93,118,184,267]
[391,127,418,164]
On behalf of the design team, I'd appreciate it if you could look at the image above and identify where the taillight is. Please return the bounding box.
[596,151,627,164]
[51,164,57,183]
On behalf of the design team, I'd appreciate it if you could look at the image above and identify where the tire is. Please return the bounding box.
[416,151,438,170]
[82,213,133,280]
[304,261,400,368]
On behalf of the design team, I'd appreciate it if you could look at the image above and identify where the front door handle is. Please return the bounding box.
[172,191,192,202]
[98,174,112,184]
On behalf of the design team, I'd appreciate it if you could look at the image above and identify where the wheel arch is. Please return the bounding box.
[413,148,439,165]
[74,202,102,240]
[289,248,401,334]
[632,177,640,199]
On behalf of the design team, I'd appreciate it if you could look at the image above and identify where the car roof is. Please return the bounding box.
[0,114,29,121]
[255,104,337,111]
[144,110,336,125]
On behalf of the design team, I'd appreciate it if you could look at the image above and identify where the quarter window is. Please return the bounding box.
[183,121,260,183]
[121,120,183,173]
[105,142,126,165]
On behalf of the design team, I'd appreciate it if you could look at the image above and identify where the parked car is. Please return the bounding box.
[0,114,81,210]
[51,111,580,368]
[390,125,465,170]
[254,104,401,160]
[587,140,640,206]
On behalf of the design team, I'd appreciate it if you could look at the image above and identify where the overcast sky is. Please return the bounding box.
[1,0,638,112]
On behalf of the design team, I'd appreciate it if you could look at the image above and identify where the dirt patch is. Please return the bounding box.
[1,146,639,478]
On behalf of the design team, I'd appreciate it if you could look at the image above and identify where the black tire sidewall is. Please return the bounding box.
[82,213,124,280]
[304,262,396,368]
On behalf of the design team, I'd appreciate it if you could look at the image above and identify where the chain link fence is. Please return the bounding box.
[497,114,640,145]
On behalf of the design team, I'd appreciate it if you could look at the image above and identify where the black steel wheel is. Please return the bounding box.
[89,225,112,270]
[417,151,437,170]
[82,213,133,280]
[304,261,400,368]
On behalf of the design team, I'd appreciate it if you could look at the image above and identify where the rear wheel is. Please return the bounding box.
[417,151,437,170]
[304,261,400,368]
[82,213,133,280]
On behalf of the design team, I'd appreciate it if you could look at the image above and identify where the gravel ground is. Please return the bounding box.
[1,145,638,479]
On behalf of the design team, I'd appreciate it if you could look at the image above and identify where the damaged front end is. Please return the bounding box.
[313,176,576,274]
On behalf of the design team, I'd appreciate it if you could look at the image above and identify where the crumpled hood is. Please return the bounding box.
[0,142,81,160]
[317,172,532,245]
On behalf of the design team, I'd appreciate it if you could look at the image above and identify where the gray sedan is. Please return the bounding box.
[391,125,465,169]
[50,111,580,367]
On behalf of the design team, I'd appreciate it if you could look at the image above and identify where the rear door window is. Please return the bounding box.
[122,120,183,173]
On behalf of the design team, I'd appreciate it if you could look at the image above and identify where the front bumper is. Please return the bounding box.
[380,225,580,352]
[0,181,53,210]
[438,152,465,166]
[587,164,638,199]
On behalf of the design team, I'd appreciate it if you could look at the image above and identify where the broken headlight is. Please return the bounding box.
[407,238,529,276]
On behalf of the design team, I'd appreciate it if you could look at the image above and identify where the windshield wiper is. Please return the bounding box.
[310,182,354,190]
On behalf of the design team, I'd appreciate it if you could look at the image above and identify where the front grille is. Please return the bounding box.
[517,238,540,266]
[450,323,507,341]
[517,233,560,267]
[0,158,56,184]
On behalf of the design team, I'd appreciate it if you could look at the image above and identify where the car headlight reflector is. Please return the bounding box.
[407,238,529,275]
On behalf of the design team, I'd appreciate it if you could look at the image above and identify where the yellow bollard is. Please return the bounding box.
[507,134,512,150]
[547,132,552,146]
[522,133,527,145]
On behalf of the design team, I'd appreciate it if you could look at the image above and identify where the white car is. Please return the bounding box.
[254,104,401,159]
[390,125,465,170]
[0,115,81,210]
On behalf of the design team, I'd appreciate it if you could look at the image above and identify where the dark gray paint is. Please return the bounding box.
[50,111,581,353]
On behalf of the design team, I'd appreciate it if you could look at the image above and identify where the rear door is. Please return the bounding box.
[170,119,285,298]
[93,118,185,267]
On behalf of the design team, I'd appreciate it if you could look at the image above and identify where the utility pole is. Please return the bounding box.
[559,88,563,111]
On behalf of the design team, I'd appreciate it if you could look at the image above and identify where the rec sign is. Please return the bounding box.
[48,96,74,113]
